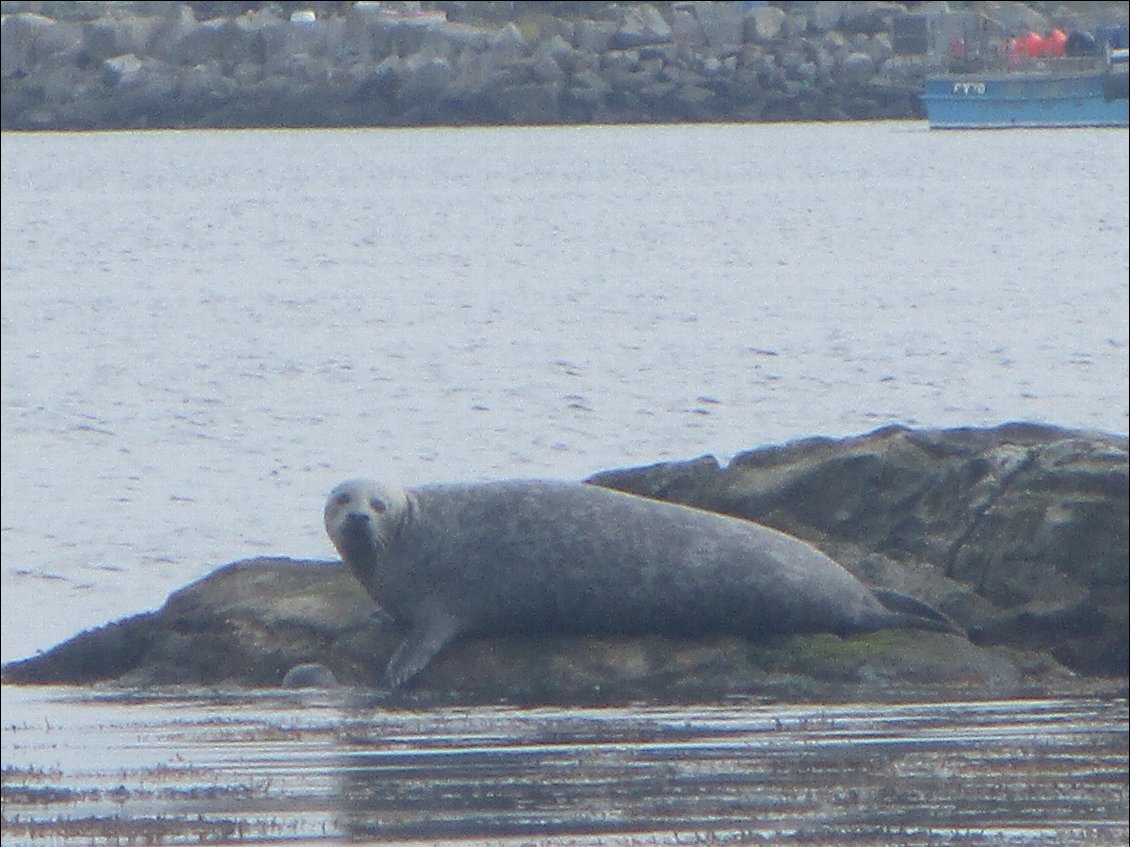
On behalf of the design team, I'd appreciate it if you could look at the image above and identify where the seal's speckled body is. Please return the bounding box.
[324,478,959,687]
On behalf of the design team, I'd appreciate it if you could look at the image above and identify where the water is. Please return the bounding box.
[1,123,1128,843]
[2,688,1127,846]
[2,122,1127,663]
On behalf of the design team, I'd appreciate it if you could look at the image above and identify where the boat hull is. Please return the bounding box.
[923,71,1129,129]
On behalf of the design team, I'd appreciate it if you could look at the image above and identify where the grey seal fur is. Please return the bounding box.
[324,478,961,688]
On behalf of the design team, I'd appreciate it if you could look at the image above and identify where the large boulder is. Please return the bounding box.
[613,4,673,50]
[1,11,83,73]
[590,423,1128,677]
[745,5,788,43]
[3,424,1124,702]
[0,556,1059,704]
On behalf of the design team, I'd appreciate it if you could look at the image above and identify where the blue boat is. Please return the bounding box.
[898,13,1129,129]
[923,61,1128,129]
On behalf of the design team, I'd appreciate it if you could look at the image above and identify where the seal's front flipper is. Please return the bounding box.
[384,603,464,689]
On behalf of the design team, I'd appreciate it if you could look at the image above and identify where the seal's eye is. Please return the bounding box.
[370,497,387,514]
[333,491,351,508]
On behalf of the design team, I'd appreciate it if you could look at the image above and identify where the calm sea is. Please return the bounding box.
[3,122,1127,662]
[1,121,1128,845]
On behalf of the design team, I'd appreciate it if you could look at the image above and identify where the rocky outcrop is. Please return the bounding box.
[3,424,1125,703]
[590,422,1129,677]
[4,1,1123,130]
[0,556,1070,703]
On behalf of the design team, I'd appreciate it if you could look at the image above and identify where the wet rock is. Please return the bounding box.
[590,423,1129,678]
[1,558,394,688]
[0,556,1062,703]
[4,424,1125,701]
[282,662,339,688]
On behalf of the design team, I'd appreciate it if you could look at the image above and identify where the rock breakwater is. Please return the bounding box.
[5,0,1122,130]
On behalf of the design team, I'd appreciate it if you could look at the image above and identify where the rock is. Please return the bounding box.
[282,662,339,688]
[99,54,178,124]
[687,1,746,52]
[745,5,787,43]
[490,21,527,58]
[601,49,640,74]
[3,1,1126,129]
[102,53,145,86]
[3,425,1124,702]
[428,21,494,56]
[484,80,562,125]
[82,18,126,62]
[879,53,928,86]
[344,5,395,59]
[785,12,811,39]
[613,4,673,50]
[574,19,617,55]
[396,53,456,106]
[0,556,1066,704]
[531,50,567,84]
[840,51,876,84]
[2,558,379,687]
[148,4,200,64]
[288,14,329,57]
[591,423,1129,678]
[176,18,231,66]
[2,11,82,72]
[982,1,1050,38]
[672,7,706,51]
[673,83,720,120]
[534,33,575,72]
[840,1,906,36]
[565,68,613,113]
[863,32,894,65]
[355,53,403,104]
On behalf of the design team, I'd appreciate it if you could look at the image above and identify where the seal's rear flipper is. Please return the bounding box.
[873,588,966,638]
[384,602,464,689]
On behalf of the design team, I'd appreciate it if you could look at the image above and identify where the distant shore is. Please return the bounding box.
[3,0,1127,131]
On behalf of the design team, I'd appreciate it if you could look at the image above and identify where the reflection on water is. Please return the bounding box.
[2,687,1126,845]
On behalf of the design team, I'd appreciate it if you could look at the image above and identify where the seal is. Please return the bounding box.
[324,478,961,688]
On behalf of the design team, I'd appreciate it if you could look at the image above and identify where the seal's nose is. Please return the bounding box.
[344,512,370,529]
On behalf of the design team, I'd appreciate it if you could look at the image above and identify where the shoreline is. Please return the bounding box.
[4,1,1126,131]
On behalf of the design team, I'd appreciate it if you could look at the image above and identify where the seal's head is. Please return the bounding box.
[324,479,409,574]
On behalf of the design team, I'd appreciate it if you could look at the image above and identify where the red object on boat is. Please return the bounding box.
[1024,31,1046,57]
[1045,29,1067,57]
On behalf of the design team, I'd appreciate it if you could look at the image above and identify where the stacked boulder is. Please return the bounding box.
[1,1,952,129]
